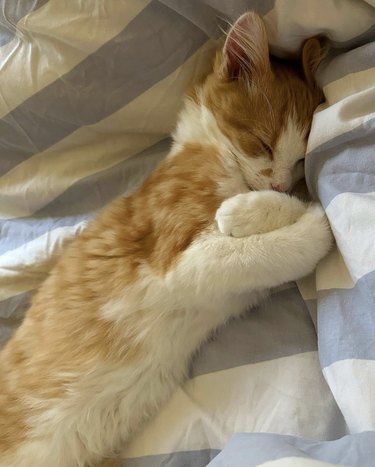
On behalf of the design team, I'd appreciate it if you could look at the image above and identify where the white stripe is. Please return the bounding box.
[0,222,87,301]
[0,0,151,118]
[324,359,375,433]
[325,192,375,285]
[258,458,341,467]
[0,41,216,219]
[265,0,375,54]
[298,273,317,301]
[323,67,375,106]
[308,91,375,153]
[297,248,355,299]
[307,70,375,152]
[316,247,355,292]
[123,352,340,458]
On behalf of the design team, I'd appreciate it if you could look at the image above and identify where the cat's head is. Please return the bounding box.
[197,11,326,192]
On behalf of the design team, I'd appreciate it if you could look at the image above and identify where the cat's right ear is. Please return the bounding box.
[302,36,328,87]
[215,11,271,81]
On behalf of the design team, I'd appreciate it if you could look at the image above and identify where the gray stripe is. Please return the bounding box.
[122,449,220,467]
[0,290,32,321]
[0,291,30,348]
[0,0,49,46]
[318,42,375,88]
[208,431,375,467]
[160,0,275,37]
[0,294,29,347]
[0,1,207,176]
[0,315,23,348]
[318,269,375,368]
[0,213,93,256]
[159,0,227,37]
[330,21,375,50]
[204,0,275,17]
[0,138,169,255]
[304,298,318,330]
[191,286,317,378]
[305,117,375,207]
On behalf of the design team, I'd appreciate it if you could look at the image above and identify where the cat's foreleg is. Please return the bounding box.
[173,200,333,296]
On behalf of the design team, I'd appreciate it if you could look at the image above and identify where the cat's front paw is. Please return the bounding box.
[215,191,307,237]
[301,203,334,258]
[215,193,259,237]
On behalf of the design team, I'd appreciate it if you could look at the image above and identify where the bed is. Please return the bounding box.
[0,1,374,466]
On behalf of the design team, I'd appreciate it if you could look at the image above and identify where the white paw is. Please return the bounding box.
[215,192,263,237]
[304,203,330,228]
[215,191,307,237]
[301,203,334,258]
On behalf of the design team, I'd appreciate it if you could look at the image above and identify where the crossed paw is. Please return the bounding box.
[215,191,307,237]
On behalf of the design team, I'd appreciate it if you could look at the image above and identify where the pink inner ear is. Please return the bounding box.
[223,12,269,80]
[225,35,247,78]
[224,14,254,78]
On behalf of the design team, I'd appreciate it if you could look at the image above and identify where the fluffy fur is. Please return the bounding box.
[0,12,332,467]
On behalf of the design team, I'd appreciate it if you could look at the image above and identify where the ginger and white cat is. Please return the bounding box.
[0,11,332,467]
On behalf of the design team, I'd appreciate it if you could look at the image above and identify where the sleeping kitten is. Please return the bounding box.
[0,11,332,467]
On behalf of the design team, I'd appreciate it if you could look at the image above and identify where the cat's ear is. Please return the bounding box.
[301,36,328,87]
[216,11,270,80]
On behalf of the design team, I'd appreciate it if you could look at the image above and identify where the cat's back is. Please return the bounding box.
[0,139,228,366]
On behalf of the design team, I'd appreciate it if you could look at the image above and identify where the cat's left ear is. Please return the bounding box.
[216,11,271,81]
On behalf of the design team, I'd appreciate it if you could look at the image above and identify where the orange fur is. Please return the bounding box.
[205,50,321,162]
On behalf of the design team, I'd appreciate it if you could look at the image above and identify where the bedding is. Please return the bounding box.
[0,1,375,466]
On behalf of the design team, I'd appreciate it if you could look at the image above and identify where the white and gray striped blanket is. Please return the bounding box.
[1,1,374,466]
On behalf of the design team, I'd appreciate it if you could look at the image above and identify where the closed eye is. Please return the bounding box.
[261,141,273,159]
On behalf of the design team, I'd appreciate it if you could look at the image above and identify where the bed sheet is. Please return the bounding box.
[0,1,374,466]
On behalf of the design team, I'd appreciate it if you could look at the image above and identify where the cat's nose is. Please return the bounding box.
[271,183,286,192]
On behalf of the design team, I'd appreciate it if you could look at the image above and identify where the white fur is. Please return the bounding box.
[236,117,307,192]
[171,94,249,198]
[171,91,233,155]
[272,117,307,191]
